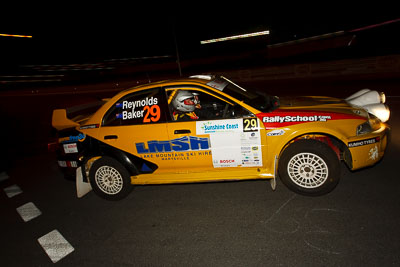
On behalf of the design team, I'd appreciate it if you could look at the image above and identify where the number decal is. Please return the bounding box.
[243,118,258,132]
[143,105,161,123]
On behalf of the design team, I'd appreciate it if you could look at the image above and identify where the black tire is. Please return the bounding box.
[278,139,340,196]
[89,156,133,200]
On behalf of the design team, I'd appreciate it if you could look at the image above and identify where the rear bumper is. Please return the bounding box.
[348,126,390,170]
[56,153,81,179]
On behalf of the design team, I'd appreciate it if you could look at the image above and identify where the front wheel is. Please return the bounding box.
[278,139,340,196]
[89,156,133,200]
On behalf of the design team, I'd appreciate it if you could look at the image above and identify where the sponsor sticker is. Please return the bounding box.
[196,119,262,168]
[348,137,380,148]
[135,136,210,154]
[369,145,379,160]
[80,124,99,130]
[196,119,242,134]
[63,143,78,154]
[267,129,285,136]
[263,115,331,123]
[258,110,360,129]
[59,133,86,144]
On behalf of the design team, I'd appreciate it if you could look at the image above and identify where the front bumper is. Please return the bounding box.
[348,125,390,170]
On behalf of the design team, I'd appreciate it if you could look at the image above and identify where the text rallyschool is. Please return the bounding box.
[263,115,331,123]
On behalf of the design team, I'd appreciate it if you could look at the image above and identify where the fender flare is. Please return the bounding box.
[277,132,352,169]
[82,138,158,179]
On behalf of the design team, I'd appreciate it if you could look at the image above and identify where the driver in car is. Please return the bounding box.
[171,90,220,121]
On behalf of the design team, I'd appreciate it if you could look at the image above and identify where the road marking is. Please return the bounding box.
[4,184,23,198]
[0,172,9,182]
[38,230,74,263]
[16,202,42,222]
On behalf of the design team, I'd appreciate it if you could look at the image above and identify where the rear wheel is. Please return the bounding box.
[89,156,133,200]
[279,139,340,196]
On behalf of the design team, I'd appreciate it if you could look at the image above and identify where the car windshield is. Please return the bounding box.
[207,76,279,112]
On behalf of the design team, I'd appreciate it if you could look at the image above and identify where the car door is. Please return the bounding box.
[165,86,264,174]
[100,87,177,173]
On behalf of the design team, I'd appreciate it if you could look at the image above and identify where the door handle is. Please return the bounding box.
[174,129,191,134]
[104,135,118,140]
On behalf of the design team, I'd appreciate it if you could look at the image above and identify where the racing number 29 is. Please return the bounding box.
[243,118,258,132]
[143,105,161,123]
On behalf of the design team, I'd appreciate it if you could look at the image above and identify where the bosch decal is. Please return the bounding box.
[348,137,380,148]
[136,136,210,154]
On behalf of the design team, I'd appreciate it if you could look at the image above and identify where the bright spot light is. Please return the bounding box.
[200,30,269,44]
[0,33,32,38]
[364,104,390,122]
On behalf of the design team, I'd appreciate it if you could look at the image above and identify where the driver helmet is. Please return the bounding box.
[172,91,199,112]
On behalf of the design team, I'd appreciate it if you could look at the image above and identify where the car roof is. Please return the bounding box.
[121,75,216,94]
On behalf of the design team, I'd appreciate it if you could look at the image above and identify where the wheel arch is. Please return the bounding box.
[81,138,158,179]
[277,132,352,169]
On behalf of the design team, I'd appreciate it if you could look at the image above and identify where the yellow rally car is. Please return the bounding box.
[52,75,390,200]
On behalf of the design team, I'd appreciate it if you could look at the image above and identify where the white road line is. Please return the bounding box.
[0,171,9,182]
[38,230,75,263]
[16,202,42,222]
[4,184,23,198]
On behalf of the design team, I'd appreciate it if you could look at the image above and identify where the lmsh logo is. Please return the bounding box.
[136,136,210,154]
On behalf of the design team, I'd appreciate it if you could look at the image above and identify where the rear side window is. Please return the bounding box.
[102,87,168,126]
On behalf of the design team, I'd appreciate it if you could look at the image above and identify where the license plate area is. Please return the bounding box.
[63,143,78,154]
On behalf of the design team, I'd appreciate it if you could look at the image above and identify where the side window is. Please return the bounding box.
[103,88,168,126]
[167,88,253,122]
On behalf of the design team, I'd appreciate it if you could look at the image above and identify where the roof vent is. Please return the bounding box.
[189,75,213,80]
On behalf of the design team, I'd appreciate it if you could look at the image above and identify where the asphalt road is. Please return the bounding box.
[0,99,399,266]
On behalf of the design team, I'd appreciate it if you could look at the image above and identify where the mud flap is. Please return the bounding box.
[270,177,277,191]
[76,167,92,198]
[270,155,278,191]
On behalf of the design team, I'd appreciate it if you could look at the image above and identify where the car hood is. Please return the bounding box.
[277,95,368,118]
[256,95,368,129]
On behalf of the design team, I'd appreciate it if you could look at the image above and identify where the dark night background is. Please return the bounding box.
[1,5,400,68]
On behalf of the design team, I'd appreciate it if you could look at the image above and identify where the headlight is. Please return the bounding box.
[357,121,372,135]
[379,92,386,104]
[356,113,383,135]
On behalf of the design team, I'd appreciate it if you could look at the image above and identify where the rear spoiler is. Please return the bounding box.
[52,109,79,131]
[52,101,105,131]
